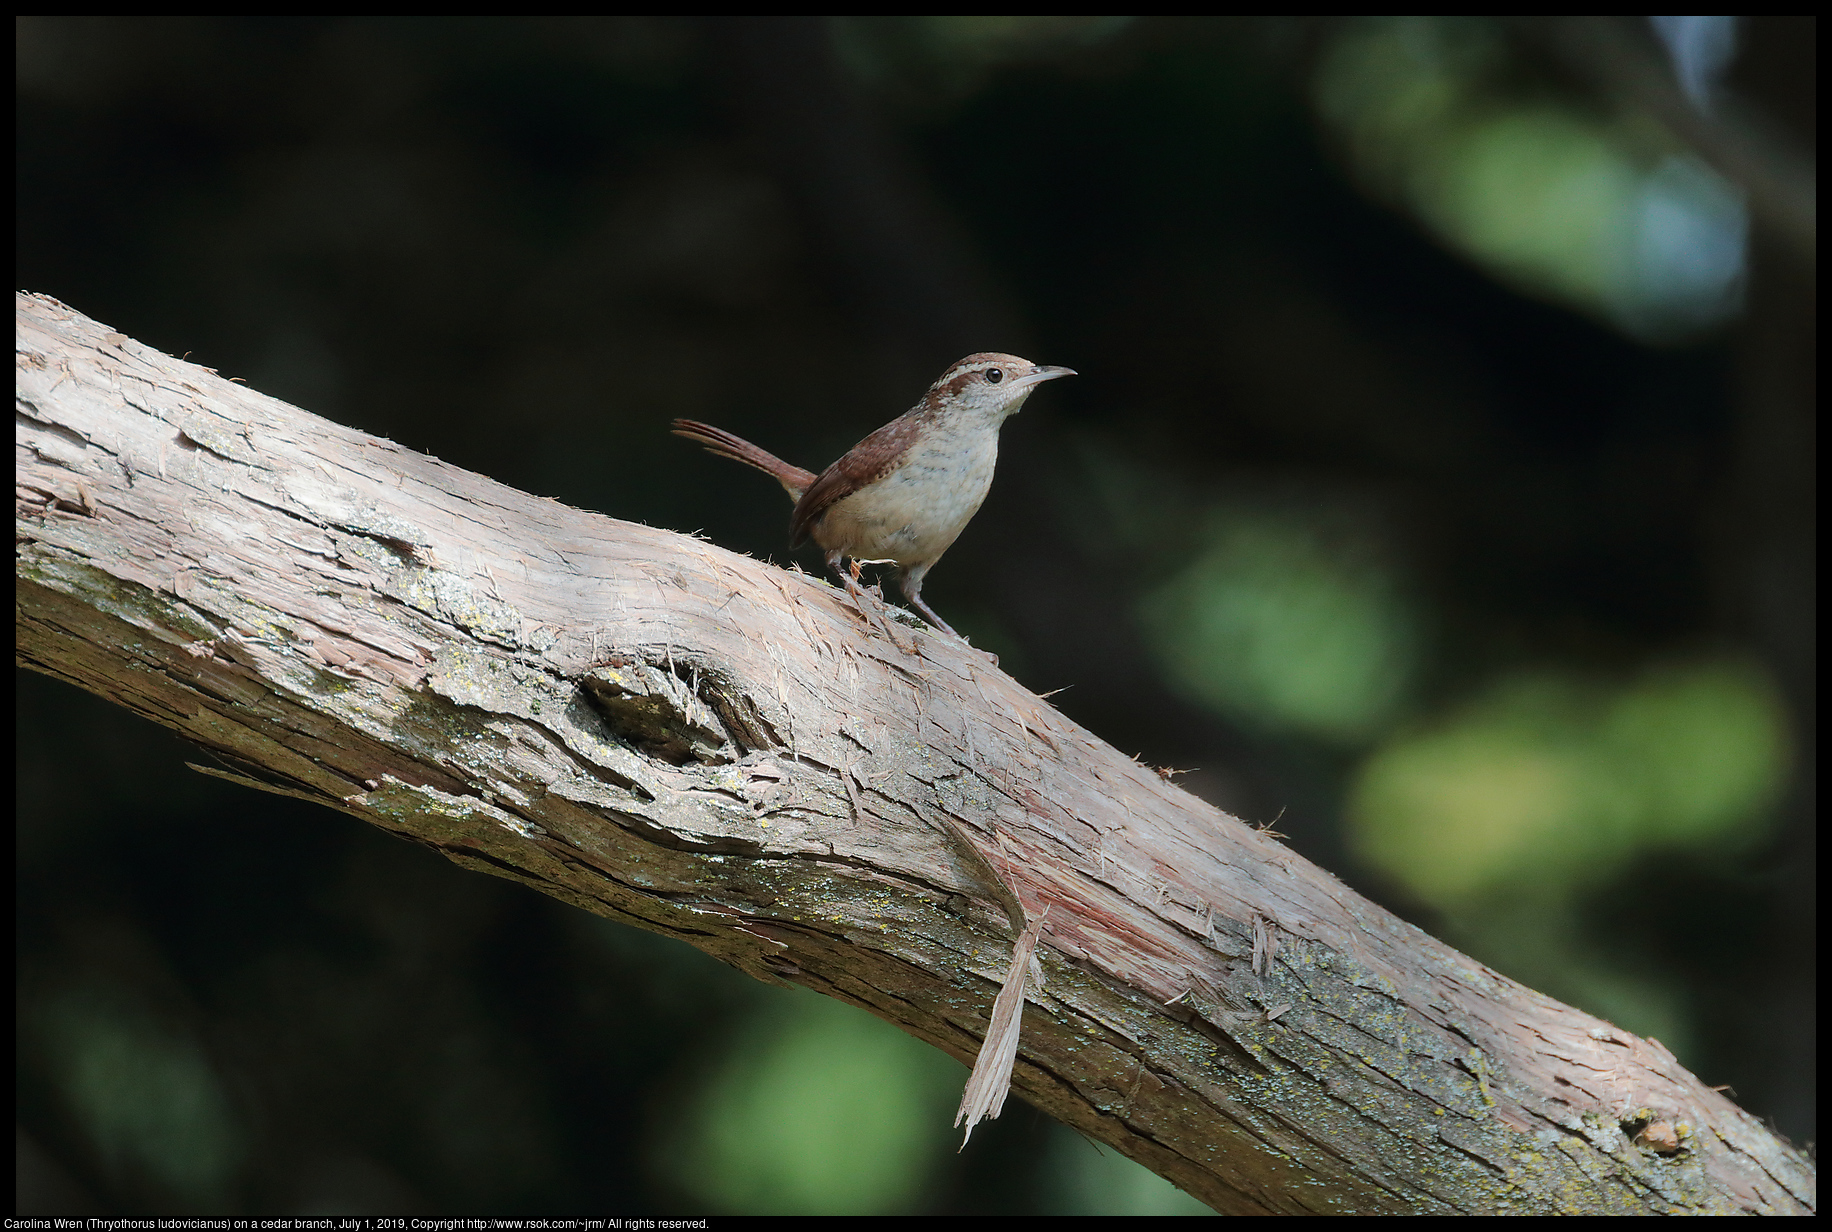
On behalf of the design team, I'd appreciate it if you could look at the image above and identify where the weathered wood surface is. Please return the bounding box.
[15,292,1814,1214]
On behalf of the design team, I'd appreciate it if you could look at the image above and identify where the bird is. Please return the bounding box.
[672,352,1074,643]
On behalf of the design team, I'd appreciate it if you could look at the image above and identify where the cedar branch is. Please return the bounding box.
[15,292,1814,1215]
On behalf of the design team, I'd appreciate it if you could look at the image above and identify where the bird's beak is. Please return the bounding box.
[1013,364,1076,390]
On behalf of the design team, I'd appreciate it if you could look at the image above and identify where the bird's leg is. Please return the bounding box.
[901,583,960,639]
[900,566,998,665]
[828,550,908,652]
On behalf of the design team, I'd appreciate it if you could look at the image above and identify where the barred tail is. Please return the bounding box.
[670,419,816,501]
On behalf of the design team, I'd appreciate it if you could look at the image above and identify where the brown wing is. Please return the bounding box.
[789,412,926,547]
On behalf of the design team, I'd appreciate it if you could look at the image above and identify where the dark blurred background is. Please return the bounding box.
[16,16,1814,1214]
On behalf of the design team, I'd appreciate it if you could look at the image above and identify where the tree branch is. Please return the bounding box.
[15,292,1813,1214]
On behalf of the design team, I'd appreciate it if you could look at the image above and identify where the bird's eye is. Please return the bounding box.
[984,368,1004,384]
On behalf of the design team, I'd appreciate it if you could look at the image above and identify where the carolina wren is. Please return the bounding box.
[672,352,1074,642]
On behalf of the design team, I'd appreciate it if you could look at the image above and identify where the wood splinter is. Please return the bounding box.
[955,919,1044,1147]
[928,809,1047,1147]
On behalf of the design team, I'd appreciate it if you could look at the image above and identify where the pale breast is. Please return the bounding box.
[815,430,999,566]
